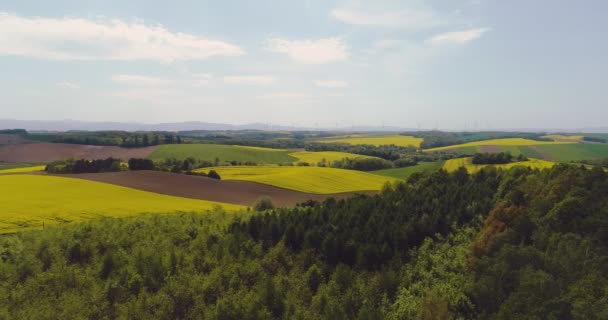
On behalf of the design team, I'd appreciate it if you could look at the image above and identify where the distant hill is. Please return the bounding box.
[0,119,414,132]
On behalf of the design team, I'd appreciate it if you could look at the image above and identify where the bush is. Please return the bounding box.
[253,196,275,211]
[207,170,221,180]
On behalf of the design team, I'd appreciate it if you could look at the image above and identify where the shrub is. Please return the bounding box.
[207,170,221,180]
[253,196,275,211]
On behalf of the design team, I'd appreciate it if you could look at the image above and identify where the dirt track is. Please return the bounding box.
[61,170,375,207]
[0,143,158,163]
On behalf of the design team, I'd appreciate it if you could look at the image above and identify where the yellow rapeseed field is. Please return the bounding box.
[316,135,423,148]
[289,151,377,165]
[0,175,244,233]
[425,138,574,152]
[196,166,396,194]
[442,157,556,174]
[542,135,584,142]
[0,165,46,174]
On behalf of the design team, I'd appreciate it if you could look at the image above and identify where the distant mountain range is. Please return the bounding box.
[0,119,606,133]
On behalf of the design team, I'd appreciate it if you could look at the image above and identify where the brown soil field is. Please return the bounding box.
[0,134,30,145]
[62,170,374,207]
[0,143,158,163]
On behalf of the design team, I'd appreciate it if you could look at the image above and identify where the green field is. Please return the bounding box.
[0,175,244,233]
[442,157,555,173]
[316,135,423,148]
[530,143,608,162]
[195,166,396,194]
[425,138,572,152]
[289,151,378,164]
[0,165,46,174]
[372,161,445,180]
[148,144,297,163]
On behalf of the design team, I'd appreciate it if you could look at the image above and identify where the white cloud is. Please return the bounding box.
[426,28,489,46]
[314,80,349,88]
[330,6,447,30]
[192,73,214,87]
[256,92,311,100]
[265,38,349,64]
[0,12,244,62]
[223,75,276,85]
[111,74,172,86]
[56,82,80,89]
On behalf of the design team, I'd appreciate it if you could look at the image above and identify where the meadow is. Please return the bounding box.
[442,157,555,173]
[148,144,296,163]
[316,135,423,148]
[530,143,608,162]
[289,151,378,165]
[195,166,395,193]
[424,138,573,152]
[372,161,445,180]
[0,174,244,233]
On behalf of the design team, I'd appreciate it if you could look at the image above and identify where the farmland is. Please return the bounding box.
[148,144,296,163]
[65,170,366,207]
[442,157,555,173]
[0,174,244,233]
[0,165,46,174]
[195,166,396,193]
[529,143,608,162]
[289,151,378,164]
[424,138,573,152]
[372,161,445,180]
[316,135,423,148]
[542,134,584,142]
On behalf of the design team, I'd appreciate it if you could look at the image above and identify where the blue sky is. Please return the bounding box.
[1,0,606,129]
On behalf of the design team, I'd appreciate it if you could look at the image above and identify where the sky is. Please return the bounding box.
[0,0,607,130]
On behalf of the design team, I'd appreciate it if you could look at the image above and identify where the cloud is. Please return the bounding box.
[330,6,447,30]
[314,80,349,88]
[265,38,349,64]
[256,92,313,101]
[223,75,276,85]
[192,73,214,87]
[0,12,244,62]
[426,28,489,46]
[56,82,80,89]
[111,74,172,86]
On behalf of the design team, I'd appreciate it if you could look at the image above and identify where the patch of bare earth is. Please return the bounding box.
[527,145,553,160]
[61,170,376,207]
[0,143,158,163]
[0,134,30,145]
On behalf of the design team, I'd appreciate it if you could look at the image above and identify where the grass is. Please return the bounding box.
[531,144,608,162]
[0,165,46,174]
[0,175,245,233]
[442,157,555,174]
[371,161,445,180]
[425,138,573,152]
[289,151,378,165]
[195,166,396,194]
[316,135,423,148]
[148,144,297,164]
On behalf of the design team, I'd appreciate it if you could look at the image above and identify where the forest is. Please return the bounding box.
[1,164,607,319]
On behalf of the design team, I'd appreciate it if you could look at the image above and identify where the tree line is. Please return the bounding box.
[471,152,527,164]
